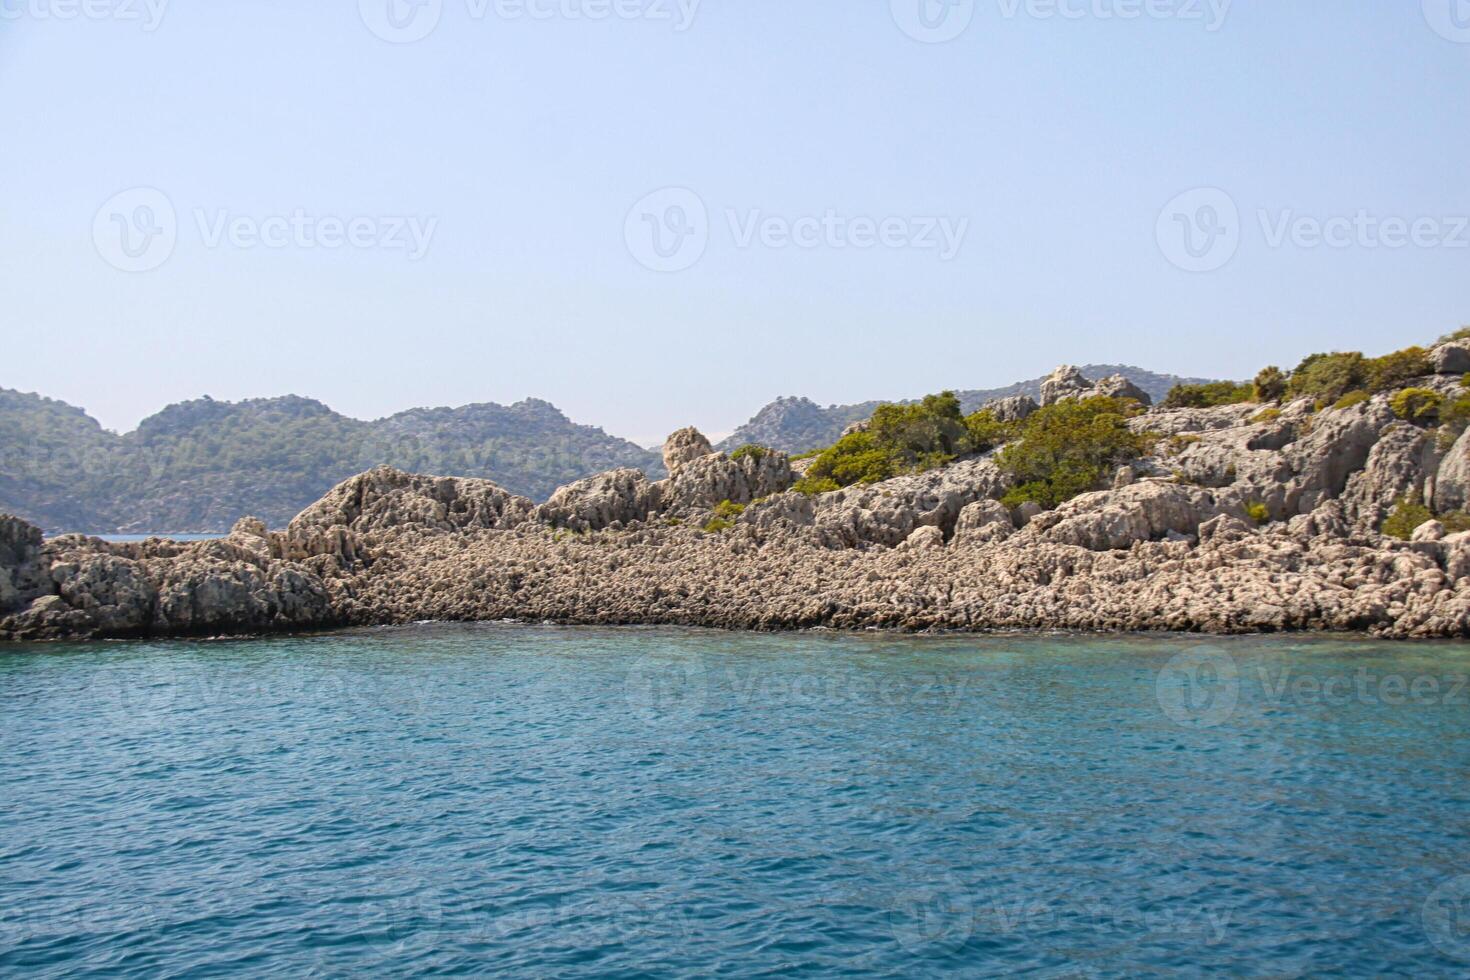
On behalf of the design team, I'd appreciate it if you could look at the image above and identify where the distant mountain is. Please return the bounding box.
[715,364,1221,453]
[0,390,662,533]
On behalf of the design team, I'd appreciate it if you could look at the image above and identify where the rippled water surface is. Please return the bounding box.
[2,626,1469,977]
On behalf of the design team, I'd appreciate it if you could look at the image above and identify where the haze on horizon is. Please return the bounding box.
[2,2,1468,447]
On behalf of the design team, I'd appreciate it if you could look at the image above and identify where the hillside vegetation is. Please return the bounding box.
[787,331,1470,515]
[0,392,662,532]
[717,364,1218,454]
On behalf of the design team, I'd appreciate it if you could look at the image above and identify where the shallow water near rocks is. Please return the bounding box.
[2,625,1468,977]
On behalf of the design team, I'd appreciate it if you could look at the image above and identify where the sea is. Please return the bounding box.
[1,625,1467,976]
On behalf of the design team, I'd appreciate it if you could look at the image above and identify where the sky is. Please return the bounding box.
[2,1,1469,446]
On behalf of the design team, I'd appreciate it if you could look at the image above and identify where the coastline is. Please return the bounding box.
[9,362,1470,644]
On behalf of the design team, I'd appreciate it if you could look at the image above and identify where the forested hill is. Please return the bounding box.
[0,390,663,533]
[715,365,1219,453]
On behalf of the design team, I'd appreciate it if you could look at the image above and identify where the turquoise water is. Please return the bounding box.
[2,626,1468,977]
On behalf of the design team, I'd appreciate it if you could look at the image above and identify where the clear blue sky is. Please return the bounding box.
[2,1,1468,445]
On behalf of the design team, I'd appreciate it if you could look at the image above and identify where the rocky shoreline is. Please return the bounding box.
[8,360,1470,642]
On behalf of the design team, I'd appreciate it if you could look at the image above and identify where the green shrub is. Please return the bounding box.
[995,397,1152,510]
[1249,407,1282,425]
[729,444,768,464]
[1438,326,1470,344]
[1366,346,1433,391]
[1162,381,1255,409]
[1245,501,1269,525]
[702,517,733,533]
[1253,366,1287,403]
[962,408,1014,451]
[793,476,840,495]
[1332,390,1371,411]
[1390,387,1443,423]
[797,391,1001,492]
[1440,394,1470,433]
[789,448,822,462]
[711,499,746,519]
[1286,352,1368,404]
[1382,494,1434,540]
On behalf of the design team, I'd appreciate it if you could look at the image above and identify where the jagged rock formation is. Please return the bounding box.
[10,359,1470,642]
[984,395,1038,423]
[1039,366,1154,408]
[661,427,715,475]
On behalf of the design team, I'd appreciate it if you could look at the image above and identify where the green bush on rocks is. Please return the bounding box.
[793,392,1011,493]
[1161,382,1255,409]
[1390,388,1443,424]
[997,397,1152,510]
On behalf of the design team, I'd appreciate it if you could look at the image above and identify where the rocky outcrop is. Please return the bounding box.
[1434,426,1470,513]
[1023,481,1246,552]
[661,427,714,475]
[536,468,662,531]
[0,517,339,641]
[0,515,48,614]
[1039,365,1094,406]
[745,456,1013,548]
[1431,341,1470,375]
[661,445,795,513]
[952,498,1014,545]
[1341,423,1438,531]
[984,395,1038,423]
[13,374,1470,641]
[289,466,534,535]
[1092,374,1153,407]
